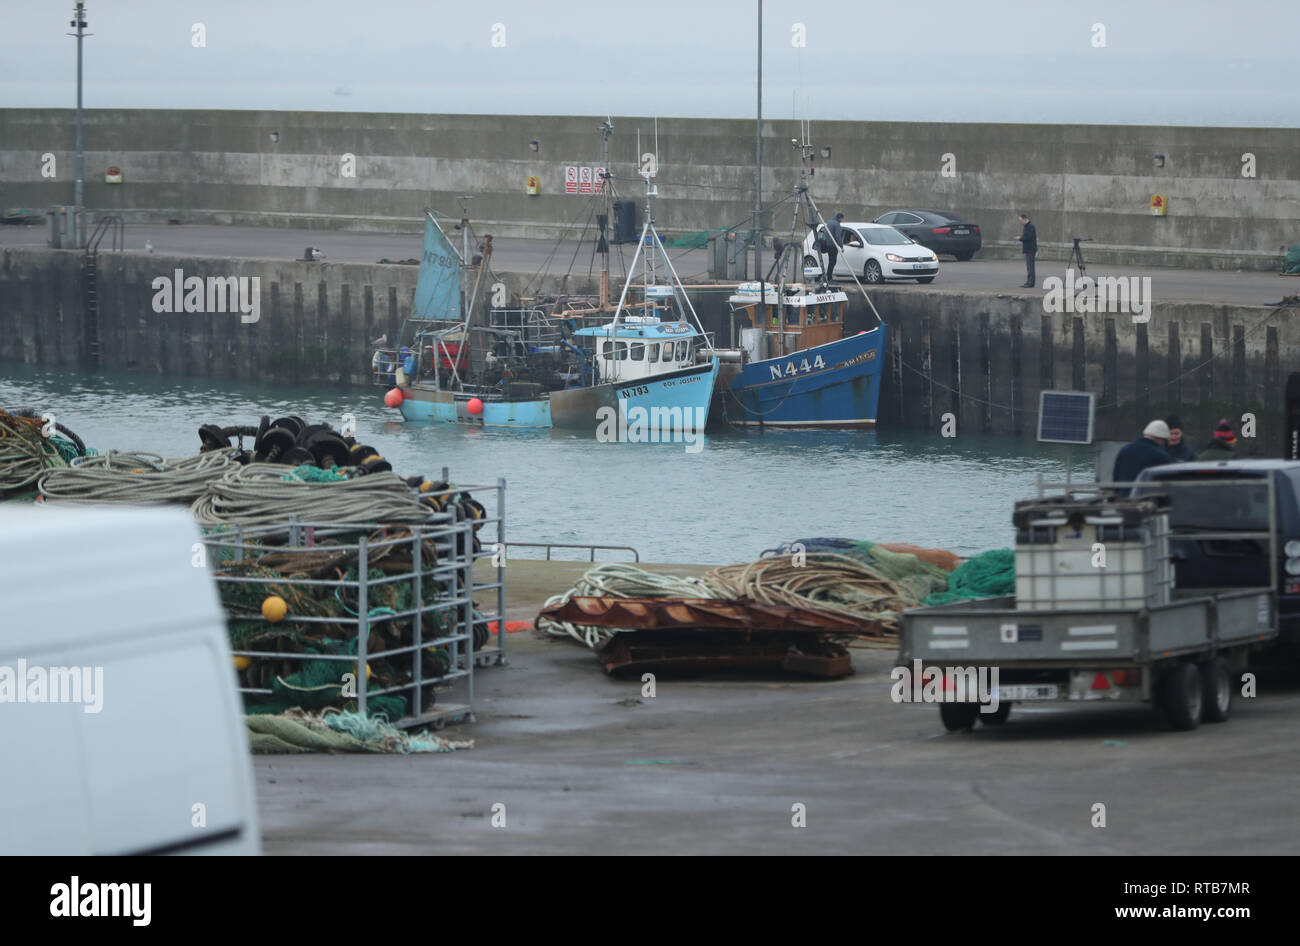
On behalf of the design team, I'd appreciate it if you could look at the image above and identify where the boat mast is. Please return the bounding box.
[599,118,613,311]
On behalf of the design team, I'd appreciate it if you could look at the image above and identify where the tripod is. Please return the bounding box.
[1068,237,1090,276]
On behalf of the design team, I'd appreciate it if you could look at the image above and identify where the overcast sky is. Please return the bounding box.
[1,0,1296,126]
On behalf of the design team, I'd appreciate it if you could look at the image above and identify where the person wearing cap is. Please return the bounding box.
[1164,415,1197,461]
[1112,419,1174,494]
[1199,419,1237,460]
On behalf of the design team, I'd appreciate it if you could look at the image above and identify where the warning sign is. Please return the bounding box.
[1150,194,1167,216]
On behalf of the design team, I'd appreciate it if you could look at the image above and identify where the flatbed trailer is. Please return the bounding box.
[899,478,1280,731]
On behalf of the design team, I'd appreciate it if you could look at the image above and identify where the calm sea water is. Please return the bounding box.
[1,362,1096,563]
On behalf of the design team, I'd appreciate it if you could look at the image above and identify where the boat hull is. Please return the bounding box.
[550,359,719,433]
[397,385,552,427]
[724,327,886,428]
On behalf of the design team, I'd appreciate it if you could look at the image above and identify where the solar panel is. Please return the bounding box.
[1038,391,1095,444]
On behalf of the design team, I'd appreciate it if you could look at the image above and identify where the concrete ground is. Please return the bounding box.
[4,222,1297,306]
[252,560,1300,855]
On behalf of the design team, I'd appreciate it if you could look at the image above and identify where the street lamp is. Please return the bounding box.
[68,2,90,247]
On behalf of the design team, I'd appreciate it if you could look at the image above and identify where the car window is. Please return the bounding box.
[841,228,863,246]
[863,227,911,246]
[897,213,922,225]
[875,213,898,225]
[1136,472,1271,531]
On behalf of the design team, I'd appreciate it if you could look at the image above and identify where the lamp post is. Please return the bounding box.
[69,2,88,247]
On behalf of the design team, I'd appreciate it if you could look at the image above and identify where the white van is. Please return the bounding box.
[0,505,260,855]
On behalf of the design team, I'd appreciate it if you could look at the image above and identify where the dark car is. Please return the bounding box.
[873,210,981,261]
[1134,460,1300,652]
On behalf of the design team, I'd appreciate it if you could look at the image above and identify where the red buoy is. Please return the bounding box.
[384,388,403,408]
[467,397,484,416]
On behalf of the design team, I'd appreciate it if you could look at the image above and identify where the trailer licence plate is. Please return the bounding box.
[992,685,1058,701]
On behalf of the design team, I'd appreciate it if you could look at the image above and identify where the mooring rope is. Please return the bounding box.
[536,555,912,648]
[37,449,237,504]
[192,464,434,526]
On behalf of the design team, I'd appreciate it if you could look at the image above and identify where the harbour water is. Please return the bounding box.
[1,362,1095,563]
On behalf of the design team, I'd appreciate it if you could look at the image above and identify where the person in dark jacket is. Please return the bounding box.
[1163,415,1197,461]
[1017,213,1038,288]
[1199,419,1237,460]
[1112,419,1173,495]
[824,213,845,280]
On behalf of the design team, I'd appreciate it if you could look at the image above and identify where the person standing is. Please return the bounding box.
[1199,419,1238,460]
[1112,419,1173,495]
[1164,415,1197,461]
[1017,213,1038,288]
[825,212,845,280]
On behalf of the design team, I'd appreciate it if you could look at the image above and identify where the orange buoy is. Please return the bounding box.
[384,388,404,408]
[262,595,288,622]
[467,397,484,416]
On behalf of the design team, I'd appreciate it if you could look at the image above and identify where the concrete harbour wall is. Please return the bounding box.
[2,109,1299,270]
[1,248,1292,455]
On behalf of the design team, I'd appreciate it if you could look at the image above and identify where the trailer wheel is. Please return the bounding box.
[1200,656,1232,723]
[1161,663,1203,731]
[939,702,978,732]
[979,702,1012,725]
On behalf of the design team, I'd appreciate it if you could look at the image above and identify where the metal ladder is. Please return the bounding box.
[83,216,123,368]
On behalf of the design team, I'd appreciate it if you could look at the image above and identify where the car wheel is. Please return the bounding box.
[916,277,935,284]
[955,252,974,262]
[863,260,884,284]
[803,254,818,268]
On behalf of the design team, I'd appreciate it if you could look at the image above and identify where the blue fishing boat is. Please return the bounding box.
[718,127,887,428]
[373,212,569,428]
[722,281,886,428]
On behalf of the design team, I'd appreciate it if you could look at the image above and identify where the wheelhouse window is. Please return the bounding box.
[630,342,646,361]
[676,340,690,361]
[646,343,659,363]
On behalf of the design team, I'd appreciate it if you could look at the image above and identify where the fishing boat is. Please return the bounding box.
[717,126,887,428]
[372,210,577,427]
[375,142,718,437]
[549,147,719,434]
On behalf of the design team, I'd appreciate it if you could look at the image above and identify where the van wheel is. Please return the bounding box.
[939,702,978,732]
[864,260,884,284]
[979,702,1012,725]
[1161,663,1203,730]
[1200,656,1232,722]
